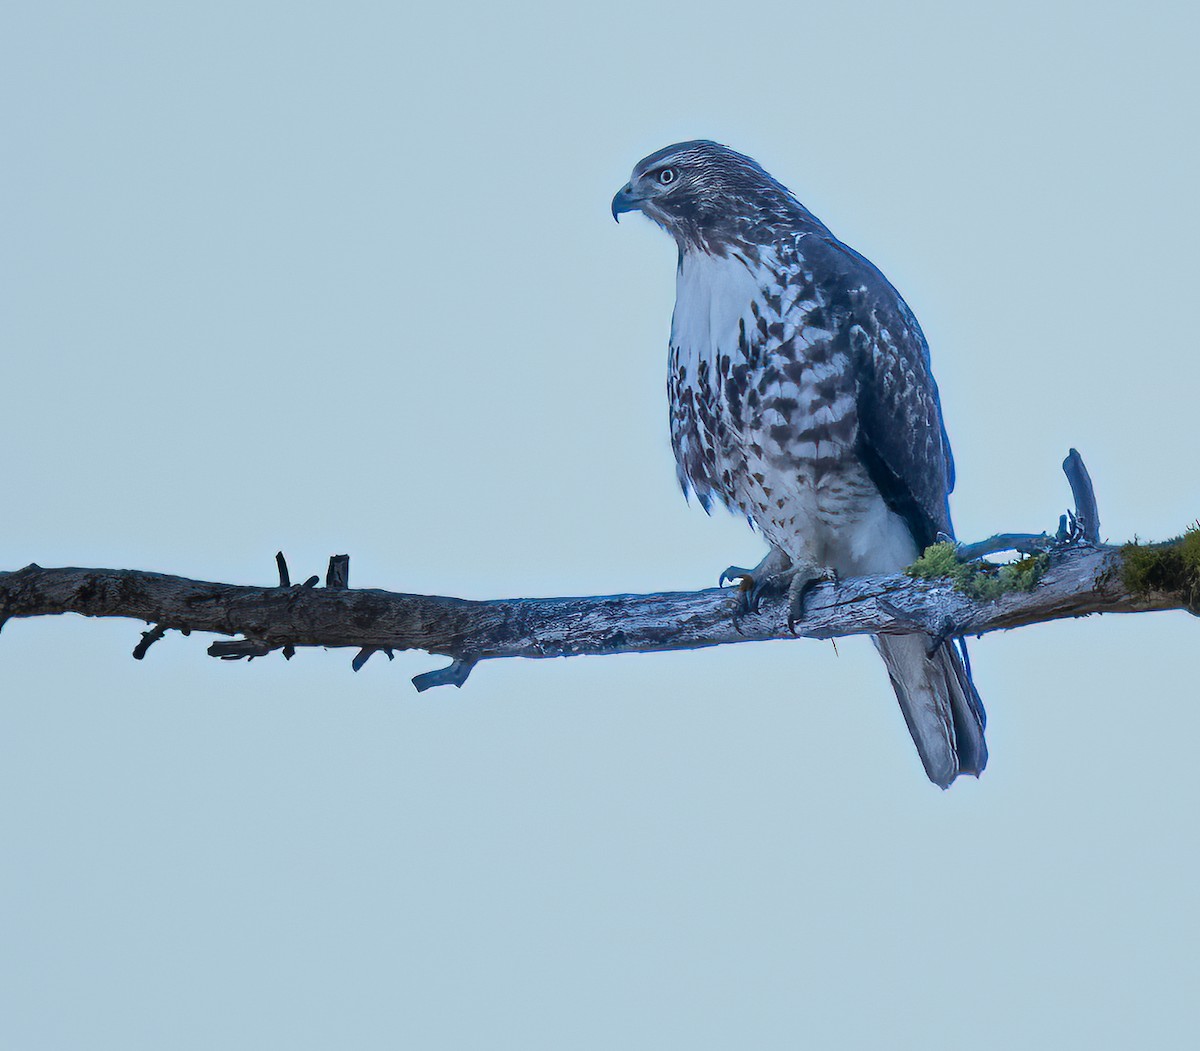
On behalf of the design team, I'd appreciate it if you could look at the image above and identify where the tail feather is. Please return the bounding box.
[873,634,987,788]
[945,638,987,775]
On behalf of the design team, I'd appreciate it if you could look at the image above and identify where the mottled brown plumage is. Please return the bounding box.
[614,140,986,787]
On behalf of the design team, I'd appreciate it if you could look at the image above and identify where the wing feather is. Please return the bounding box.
[812,236,955,549]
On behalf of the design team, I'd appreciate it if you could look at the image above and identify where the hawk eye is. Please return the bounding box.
[657,167,678,186]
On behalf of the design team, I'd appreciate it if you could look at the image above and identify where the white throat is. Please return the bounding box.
[670,249,768,363]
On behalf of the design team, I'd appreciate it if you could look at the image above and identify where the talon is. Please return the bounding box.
[786,587,809,635]
[719,565,753,588]
[747,574,776,614]
[728,574,757,620]
[784,563,832,634]
[716,547,796,628]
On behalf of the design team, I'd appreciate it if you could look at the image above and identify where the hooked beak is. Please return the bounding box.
[611,184,640,222]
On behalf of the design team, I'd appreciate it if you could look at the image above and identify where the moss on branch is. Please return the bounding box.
[905,542,1049,601]
[1121,527,1200,613]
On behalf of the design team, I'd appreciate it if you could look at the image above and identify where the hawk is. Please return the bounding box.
[613,140,986,788]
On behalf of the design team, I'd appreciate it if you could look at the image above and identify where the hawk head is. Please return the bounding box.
[612,140,808,252]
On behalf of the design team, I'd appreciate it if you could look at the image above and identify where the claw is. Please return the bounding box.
[787,590,810,633]
[741,576,760,614]
[785,565,836,635]
[721,564,765,626]
[719,565,754,588]
[731,607,747,635]
[729,575,758,626]
[717,547,817,630]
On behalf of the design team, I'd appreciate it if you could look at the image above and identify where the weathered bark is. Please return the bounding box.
[2,453,1192,691]
[0,543,1189,691]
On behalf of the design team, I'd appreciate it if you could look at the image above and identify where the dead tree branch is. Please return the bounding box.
[0,452,1194,690]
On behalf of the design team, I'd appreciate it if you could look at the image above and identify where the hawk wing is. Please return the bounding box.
[811,235,955,551]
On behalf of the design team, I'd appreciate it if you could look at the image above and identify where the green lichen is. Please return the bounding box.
[905,542,963,581]
[905,541,1048,601]
[1121,526,1200,612]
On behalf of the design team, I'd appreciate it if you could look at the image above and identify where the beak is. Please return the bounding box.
[611,184,640,222]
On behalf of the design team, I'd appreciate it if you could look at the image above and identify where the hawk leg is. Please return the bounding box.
[784,562,837,634]
[719,546,793,618]
[720,548,836,631]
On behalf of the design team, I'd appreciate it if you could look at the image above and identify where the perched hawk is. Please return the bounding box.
[613,140,986,788]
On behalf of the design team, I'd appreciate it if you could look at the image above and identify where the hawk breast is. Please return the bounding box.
[668,239,862,535]
[666,232,952,570]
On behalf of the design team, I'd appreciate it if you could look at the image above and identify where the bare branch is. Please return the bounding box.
[0,542,1191,688]
[326,555,350,590]
[1063,448,1101,543]
[954,533,1054,560]
[131,623,168,660]
[1,453,1193,690]
[412,659,477,692]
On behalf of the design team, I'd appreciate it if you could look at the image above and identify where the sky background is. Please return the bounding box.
[2,1,1198,1048]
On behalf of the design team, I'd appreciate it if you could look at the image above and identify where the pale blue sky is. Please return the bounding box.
[2,2,1198,1048]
